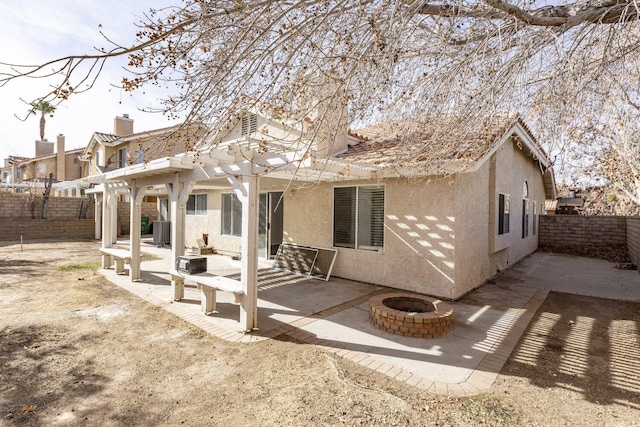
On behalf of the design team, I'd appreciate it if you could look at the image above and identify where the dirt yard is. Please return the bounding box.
[1,241,639,426]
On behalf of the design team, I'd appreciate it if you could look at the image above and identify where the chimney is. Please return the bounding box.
[35,139,54,157]
[56,134,66,181]
[114,114,134,136]
[306,75,349,158]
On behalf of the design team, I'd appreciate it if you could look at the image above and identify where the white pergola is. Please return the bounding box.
[88,143,379,332]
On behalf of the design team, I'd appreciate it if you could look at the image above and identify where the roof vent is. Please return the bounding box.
[123,113,130,119]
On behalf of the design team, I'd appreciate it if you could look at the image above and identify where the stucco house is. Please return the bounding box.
[81,114,194,176]
[2,135,85,196]
[88,107,555,330]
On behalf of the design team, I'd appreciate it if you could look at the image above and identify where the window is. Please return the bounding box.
[118,147,128,168]
[522,181,529,238]
[241,113,257,135]
[333,185,384,251]
[95,151,101,167]
[498,193,510,235]
[522,200,529,238]
[136,147,145,164]
[221,193,242,236]
[187,194,207,216]
[160,199,169,221]
[533,202,537,235]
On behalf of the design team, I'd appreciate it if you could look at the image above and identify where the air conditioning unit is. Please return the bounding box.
[176,255,207,274]
[153,221,171,245]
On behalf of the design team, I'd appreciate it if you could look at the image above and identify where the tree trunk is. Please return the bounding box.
[39,114,45,140]
[42,173,53,219]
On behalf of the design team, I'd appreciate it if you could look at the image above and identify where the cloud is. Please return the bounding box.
[0,0,180,160]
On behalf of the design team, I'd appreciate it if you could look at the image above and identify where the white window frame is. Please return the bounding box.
[498,193,510,235]
[333,185,385,252]
[221,193,242,236]
[118,147,127,168]
[186,193,207,216]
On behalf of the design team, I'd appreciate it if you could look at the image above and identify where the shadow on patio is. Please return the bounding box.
[100,239,548,394]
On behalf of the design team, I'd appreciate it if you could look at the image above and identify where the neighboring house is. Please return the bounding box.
[82,114,192,176]
[90,109,556,304]
[6,135,85,196]
[0,156,28,186]
[555,196,584,215]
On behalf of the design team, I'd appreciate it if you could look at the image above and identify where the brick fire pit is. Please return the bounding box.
[369,293,453,338]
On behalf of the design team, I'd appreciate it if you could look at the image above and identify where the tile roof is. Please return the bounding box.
[93,132,119,144]
[338,114,540,171]
[557,197,584,207]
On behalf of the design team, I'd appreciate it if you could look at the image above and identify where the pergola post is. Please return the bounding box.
[232,173,259,332]
[166,173,193,267]
[101,188,114,250]
[94,193,102,240]
[129,180,146,281]
[110,192,118,245]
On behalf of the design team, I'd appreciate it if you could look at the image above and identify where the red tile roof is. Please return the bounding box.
[339,114,540,170]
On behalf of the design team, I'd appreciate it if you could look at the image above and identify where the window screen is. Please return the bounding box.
[498,193,510,235]
[187,194,207,216]
[222,193,242,236]
[333,186,384,251]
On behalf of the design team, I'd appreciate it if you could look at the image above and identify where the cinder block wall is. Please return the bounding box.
[0,193,94,220]
[628,218,640,266]
[539,215,628,246]
[116,202,157,235]
[0,219,95,241]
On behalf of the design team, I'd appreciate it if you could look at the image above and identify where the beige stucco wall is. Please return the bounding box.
[63,153,82,180]
[282,178,459,299]
[452,136,547,298]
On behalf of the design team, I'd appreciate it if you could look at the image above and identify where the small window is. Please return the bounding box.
[522,199,529,238]
[241,113,257,135]
[187,194,207,216]
[95,151,101,168]
[533,202,537,235]
[136,147,145,164]
[221,193,242,236]
[333,185,384,251]
[118,147,127,168]
[159,199,169,221]
[498,193,510,235]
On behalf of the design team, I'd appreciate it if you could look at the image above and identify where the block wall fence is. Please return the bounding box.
[628,218,640,267]
[539,215,640,267]
[0,193,157,241]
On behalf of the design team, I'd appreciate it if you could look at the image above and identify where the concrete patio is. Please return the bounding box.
[98,239,640,396]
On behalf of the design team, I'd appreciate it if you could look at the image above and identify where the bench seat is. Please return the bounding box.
[169,269,243,314]
[100,248,135,274]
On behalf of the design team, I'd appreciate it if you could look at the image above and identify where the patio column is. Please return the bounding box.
[231,173,259,332]
[166,173,193,266]
[101,188,115,252]
[94,193,102,240]
[129,180,146,281]
[111,191,118,245]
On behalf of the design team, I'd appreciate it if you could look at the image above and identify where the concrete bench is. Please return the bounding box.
[169,269,243,315]
[100,248,135,275]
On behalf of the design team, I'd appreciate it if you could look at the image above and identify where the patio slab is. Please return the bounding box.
[99,241,636,396]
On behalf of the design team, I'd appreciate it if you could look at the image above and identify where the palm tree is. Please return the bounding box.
[32,101,56,141]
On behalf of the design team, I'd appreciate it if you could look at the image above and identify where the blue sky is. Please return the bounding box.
[0,1,180,161]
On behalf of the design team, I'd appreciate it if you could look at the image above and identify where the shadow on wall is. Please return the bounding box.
[385,213,456,285]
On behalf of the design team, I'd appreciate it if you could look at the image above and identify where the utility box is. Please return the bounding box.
[176,255,207,274]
